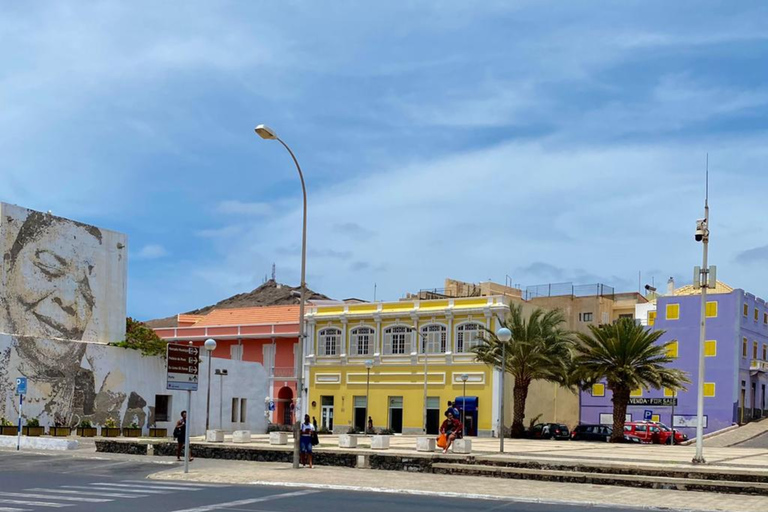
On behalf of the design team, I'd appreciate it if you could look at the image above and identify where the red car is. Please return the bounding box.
[624,421,687,444]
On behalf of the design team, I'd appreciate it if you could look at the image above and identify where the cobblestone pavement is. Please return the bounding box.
[152,459,768,512]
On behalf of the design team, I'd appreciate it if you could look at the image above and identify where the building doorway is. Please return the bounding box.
[389,396,403,433]
[277,386,293,425]
[426,397,440,435]
[354,396,367,431]
[321,396,334,431]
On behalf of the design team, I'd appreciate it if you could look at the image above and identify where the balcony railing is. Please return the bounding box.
[271,366,297,378]
[750,360,768,372]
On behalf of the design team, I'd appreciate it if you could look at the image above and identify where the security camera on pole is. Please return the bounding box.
[692,162,715,464]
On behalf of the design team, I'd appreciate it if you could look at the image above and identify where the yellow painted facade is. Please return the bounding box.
[306,296,509,435]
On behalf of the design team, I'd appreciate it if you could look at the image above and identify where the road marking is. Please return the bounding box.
[168,490,320,512]
[26,488,146,499]
[90,482,203,491]
[0,508,29,512]
[123,480,226,488]
[0,492,111,503]
[0,498,69,508]
[59,486,169,495]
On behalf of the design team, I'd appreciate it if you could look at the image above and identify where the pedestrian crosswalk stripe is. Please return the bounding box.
[0,498,69,508]
[25,488,146,499]
[60,485,168,494]
[92,482,202,491]
[0,492,111,503]
[120,480,226,488]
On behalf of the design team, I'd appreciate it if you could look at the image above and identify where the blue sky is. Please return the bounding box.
[3,2,768,320]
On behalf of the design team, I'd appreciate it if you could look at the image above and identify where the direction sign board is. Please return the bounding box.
[15,377,27,396]
[166,344,201,391]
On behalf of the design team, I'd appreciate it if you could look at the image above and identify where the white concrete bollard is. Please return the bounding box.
[233,430,251,443]
[416,437,436,452]
[206,430,224,442]
[269,432,288,445]
[452,438,472,454]
[339,434,358,448]
[371,435,390,450]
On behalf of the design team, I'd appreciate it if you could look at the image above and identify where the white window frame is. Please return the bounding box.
[455,322,483,353]
[383,325,411,355]
[420,323,448,354]
[350,326,375,356]
[318,327,342,356]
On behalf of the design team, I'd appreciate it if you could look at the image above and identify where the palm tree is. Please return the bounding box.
[473,303,573,438]
[573,318,689,442]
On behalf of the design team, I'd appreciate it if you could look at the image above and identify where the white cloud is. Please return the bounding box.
[216,200,273,217]
[134,244,169,260]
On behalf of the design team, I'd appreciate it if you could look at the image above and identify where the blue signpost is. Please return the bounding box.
[644,409,653,421]
[15,378,27,451]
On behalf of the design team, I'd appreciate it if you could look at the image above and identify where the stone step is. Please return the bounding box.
[432,463,768,495]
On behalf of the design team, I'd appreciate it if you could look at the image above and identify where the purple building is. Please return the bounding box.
[580,283,768,435]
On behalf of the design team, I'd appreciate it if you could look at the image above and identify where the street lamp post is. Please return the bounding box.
[412,326,430,434]
[204,338,217,432]
[496,327,512,453]
[365,359,373,433]
[255,124,308,469]
[460,374,469,437]
[214,369,228,430]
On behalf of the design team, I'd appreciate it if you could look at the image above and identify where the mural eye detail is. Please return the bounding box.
[34,251,66,277]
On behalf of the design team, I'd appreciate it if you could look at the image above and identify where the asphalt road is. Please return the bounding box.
[0,451,653,512]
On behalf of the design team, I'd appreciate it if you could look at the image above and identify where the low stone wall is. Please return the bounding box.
[95,440,148,455]
[152,442,357,468]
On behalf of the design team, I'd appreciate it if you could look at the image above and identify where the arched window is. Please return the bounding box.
[318,327,342,356]
[456,323,483,353]
[420,324,447,354]
[350,326,375,356]
[383,325,410,355]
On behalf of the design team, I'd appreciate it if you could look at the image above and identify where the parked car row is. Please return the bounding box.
[528,421,688,445]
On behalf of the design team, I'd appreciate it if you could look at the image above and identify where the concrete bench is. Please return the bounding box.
[371,435,390,450]
[416,437,435,452]
[269,432,289,445]
[452,438,471,454]
[206,430,224,442]
[0,435,78,451]
[338,434,358,448]
[233,430,251,443]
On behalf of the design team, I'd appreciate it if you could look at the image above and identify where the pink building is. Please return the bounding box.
[154,305,300,426]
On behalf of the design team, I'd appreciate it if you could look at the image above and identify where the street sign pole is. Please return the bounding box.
[184,390,191,474]
[16,394,23,451]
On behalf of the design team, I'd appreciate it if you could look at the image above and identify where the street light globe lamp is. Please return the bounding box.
[204,339,217,432]
[496,327,512,452]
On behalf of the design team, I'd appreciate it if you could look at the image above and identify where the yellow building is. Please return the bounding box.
[305,296,509,436]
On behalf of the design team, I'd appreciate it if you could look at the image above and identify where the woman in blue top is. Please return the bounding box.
[300,414,315,468]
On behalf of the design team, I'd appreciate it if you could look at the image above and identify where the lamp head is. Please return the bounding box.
[496,327,512,342]
[254,124,277,140]
[460,373,469,382]
[364,359,374,369]
[204,338,217,352]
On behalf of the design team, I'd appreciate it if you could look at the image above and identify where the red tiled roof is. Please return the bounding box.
[192,305,300,327]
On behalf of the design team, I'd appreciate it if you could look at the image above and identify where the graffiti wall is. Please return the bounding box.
[0,335,268,433]
[0,203,127,344]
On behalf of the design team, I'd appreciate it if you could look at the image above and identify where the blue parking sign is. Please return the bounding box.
[15,377,27,396]
[643,409,653,420]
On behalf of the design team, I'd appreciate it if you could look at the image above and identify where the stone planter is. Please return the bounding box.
[102,427,121,438]
[0,426,18,436]
[122,428,142,438]
[50,427,71,437]
[77,427,97,437]
[371,435,390,450]
[338,434,357,448]
[233,430,251,443]
[416,436,436,452]
[149,428,167,438]
[206,430,224,442]
[22,426,45,437]
[452,438,472,454]
[269,432,288,445]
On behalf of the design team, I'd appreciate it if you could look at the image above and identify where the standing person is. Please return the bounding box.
[367,416,373,433]
[175,411,193,462]
[300,414,315,468]
[312,416,318,431]
[439,411,462,454]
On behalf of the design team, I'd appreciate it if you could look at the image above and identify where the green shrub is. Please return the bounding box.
[78,419,92,428]
[0,418,13,427]
[377,428,395,435]
[104,418,118,428]
[26,418,40,428]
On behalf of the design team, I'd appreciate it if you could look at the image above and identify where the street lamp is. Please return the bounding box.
[412,326,430,434]
[365,359,374,433]
[496,327,512,453]
[255,124,308,470]
[460,374,469,437]
[214,369,228,430]
[204,338,217,432]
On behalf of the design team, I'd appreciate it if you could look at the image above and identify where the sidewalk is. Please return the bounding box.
[151,458,768,512]
[704,418,768,447]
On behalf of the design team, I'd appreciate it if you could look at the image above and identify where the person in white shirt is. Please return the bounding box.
[300,414,315,468]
